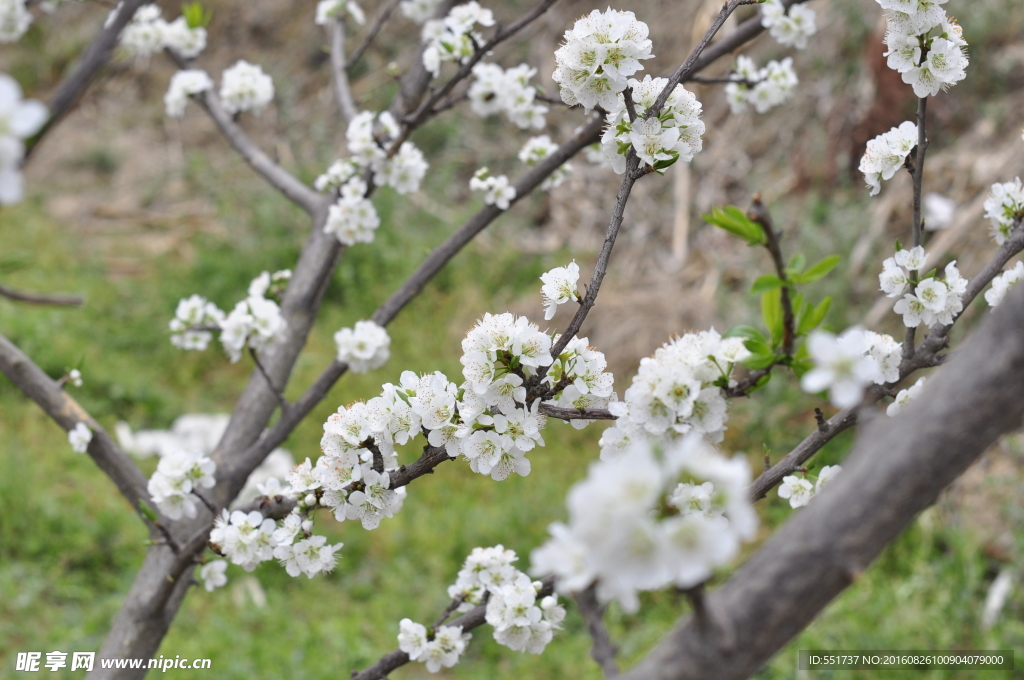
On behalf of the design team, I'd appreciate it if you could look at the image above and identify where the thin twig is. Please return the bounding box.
[345,0,402,71]
[25,0,150,159]
[575,584,619,678]
[431,594,468,629]
[166,51,324,214]
[330,18,360,124]
[537,404,615,421]
[748,195,794,356]
[0,283,84,306]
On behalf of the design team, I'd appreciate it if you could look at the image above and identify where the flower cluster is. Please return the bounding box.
[469,167,516,210]
[887,376,926,416]
[600,328,748,456]
[544,335,616,430]
[983,178,1024,244]
[324,176,380,245]
[859,121,917,196]
[317,111,428,245]
[778,465,841,508]
[400,0,442,24]
[518,135,571,191]
[209,507,343,577]
[724,56,798,115]
[552,8,653,112]
[315,0,365,26]
[0,73,47,205]
[878,0,968,98]
[219,60,275,115]
[0,0,31,43]
[68,422,92,454]
[599,75,704,174]
[119,5,207,59]
[219,272,290,362]
[801,327,903,408]
[760,0,817,50]
[421,2,495,77]
[531,436,757,612]
[147,449,216,520]
[164,69,213,118]
[443,546,566,655]
[539,261,580,320]
[468,63,548,130]
[333,320,390,373]
[169,270,289,363]
[985,261,1024,308]
[398,620,471,673]
[879,247,967,328]
[168,295,224,350]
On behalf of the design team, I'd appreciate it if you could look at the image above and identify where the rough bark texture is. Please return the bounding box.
[621,283,1024,680]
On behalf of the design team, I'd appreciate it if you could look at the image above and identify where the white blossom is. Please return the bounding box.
[323,178,380,246]
[552,8,654,112]
[518,135,571,190]
[859,121,917,196]
[119,4,167,58]
[600,75,704,174]
[815,465,842,494]
[985,261,1024,308]
[199,560,228,592]
[273,534,342,578]
[421,2,494,77]
[168,294,224,349]
[147,448,216,520]
[761,0,817,49]
[334,320,390,373]
[887,376,926,416]
[539,261,580,320]
[219,293,288,363]
[801,327,880,408]
[0,73,48,205]
[726,56,799,115]
[315,0,365,25]
[68,369,83,387]
[68,422,92,453]
[162,16,207,58]
[881,5,968,98]
[0,0,32,42]
[469,167,516,210]
[400,0,441,24]
[468,63,548,130]
[863,330,902,384]
[778,475,814,508]
[164,69,213,118]
[219,61,275,115]
[983,178,1024,245]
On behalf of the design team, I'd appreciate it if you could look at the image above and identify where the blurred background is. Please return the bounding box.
[1,0,1023,677]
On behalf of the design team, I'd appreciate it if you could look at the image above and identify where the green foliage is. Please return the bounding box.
[182,2,214,28]
[703,205,766,246]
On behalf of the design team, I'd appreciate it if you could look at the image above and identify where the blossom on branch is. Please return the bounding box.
[400,0,442,24]
[599,75,704,174]
[761,0,817,50]
[879,1,967,98]
[983,178,1024,245]
[164,69,213,118]
[725,56,799,115]
[0,0,31,42]
[539,261,580,320]
[219,61,275,115]
[334,320,390,373]
[800,327,880,408]
[0,73,47,204]
[518,135,571,190]
[68,422,92,454]
[859,121,917,196]
[315,0,365,26]
[552,8,654,112]
[469,63,548,130]
[421,1,494,77]
[469,167,516,209]
[147,448,216,520]
[984,261,1024,308]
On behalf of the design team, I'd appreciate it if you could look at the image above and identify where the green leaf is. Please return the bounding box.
[724,325,765,342]
[787,252,806,273]
[761,288,784,348]
[742,338,772,357]
[894,239,903,252]
[653,151,680,171]
[742,351,777,370]
[791,341,814,378]
[182,1,213,28]
[702,206,766,246]
[797,296,832,335]
[791,255,841,285]
[750,274,784,295]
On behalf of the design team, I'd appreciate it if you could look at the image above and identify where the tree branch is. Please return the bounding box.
[537,404,615,421]
[575,584,619,678]
[0,330,164,528]
[167,50,324,214]
[349,576,555,680]
[748,195,794,356]
[622,282,1024,680]
[330,19,360,124]
[25,0,150,159]
[0,282,84,306]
